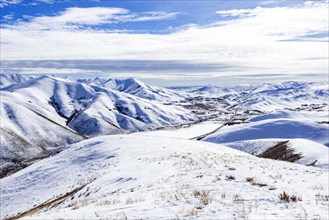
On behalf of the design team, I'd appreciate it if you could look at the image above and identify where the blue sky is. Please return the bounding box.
[1,0,328,85]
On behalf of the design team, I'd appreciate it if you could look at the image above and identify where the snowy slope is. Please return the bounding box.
[1,135,328,219]
[203,119,329,146]
[224,139,329,168]
[247,110,328,123]
[202,110,329,167]
[139,121,222,139]
[0,97,85,175]
[1,75,194,135]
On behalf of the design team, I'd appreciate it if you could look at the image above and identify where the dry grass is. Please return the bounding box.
[185,208,198,216]
[278,191,302,202]
[246,177,268,187]
[315,193,329,202]
[246,177,255,183]
[192,190,212,205]
[226,175,235,181]
[97,198,121,206]
[233,194,243,203]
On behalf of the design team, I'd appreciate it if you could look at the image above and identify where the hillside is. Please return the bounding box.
[0,75,195,177]
[1,134,328,219]
[202,110,329,167]
[83,77,186,102]
[188,81,328,112]
[203,119,329,146]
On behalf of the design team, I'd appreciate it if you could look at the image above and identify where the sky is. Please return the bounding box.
[0,0,328,86]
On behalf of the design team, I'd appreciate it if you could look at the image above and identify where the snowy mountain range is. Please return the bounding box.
[0,74,194,177]
[0,73,328,219]
[79,77,186,101]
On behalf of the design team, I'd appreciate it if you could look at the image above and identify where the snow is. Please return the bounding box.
[248,110,328,123]
[202,109,329,168]
[203,119,329,146]
[1,75,194,134]
[0,95,84,161]
[224,138,329,168]
[2,76,194,136]
[1,135,328,219]
[188,81,329,112]
[139,121,221,139]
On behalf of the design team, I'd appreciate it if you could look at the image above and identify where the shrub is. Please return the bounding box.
[290,194,302,202]
[233,194,243,202]
[226,175,235,181]
[279,191,302,202]
[315,193,329,202]
[246,177,255,183]
[193,190,211,205]
[246,177,268,187]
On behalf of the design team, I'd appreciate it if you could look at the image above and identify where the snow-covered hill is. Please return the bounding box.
[2,75,195,133]
[191,84,258,95]
[202,110,329,167]
[224,139,329,168]
[203,119,329,146]
[237,82,328,112]
[247,110,328,123]
[82,77,186,102]
[188,81,329,112]
[0,73,32,88]
[0,74,195,177]
[1,134,328,219]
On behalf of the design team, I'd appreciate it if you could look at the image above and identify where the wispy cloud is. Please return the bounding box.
[1,13,14,21]
[37,0,55,3]
[0,0,22,8]
[1,1,328,84]
[259,0,287,6]
[3,7,180,30]
[0,0,56,7]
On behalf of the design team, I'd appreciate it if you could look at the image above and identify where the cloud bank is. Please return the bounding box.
[1,1,328,85]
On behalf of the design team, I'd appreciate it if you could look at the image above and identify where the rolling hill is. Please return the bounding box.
[1,134,328,219]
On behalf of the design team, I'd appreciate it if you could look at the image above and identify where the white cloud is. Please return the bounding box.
[0,0,22,7]
[259,0,286,6]
[216,8,256,17]
[37,0,55,3]
[131,12,180,22]
[38,7,130,27]
[1,2,328,82]
[3,7,180,31]
[2,13,14,21]
[216,2,328,40]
